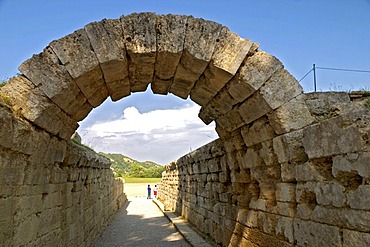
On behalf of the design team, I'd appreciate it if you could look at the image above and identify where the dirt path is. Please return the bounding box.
[94,182,189,247]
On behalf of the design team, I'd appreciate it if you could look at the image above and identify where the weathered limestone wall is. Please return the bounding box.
[0,12,369,246]
[159,92,370,247]
[0,104,125,247]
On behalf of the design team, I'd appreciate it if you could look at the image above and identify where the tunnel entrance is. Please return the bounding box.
[1,12,369,247]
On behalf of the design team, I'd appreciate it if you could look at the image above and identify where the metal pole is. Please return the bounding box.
[313,64,317,92]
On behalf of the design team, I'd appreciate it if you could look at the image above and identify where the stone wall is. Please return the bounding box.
[0,104,126,247]
[159,92,370,247]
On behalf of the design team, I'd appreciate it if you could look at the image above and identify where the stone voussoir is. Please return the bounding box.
[238,90,273,125]
[259,68,303,110]
[190,26,254,106]
[227,51,283,103]
[0,75,78,140]
[199,88,237,125]
[268,94,315,135]
[85,18,130,101]
[121,12,157,92]
[241,116,276,147]
[170,16,222,99]
[49,28,109,107]
[152,14,188,95]
[18,47,93,122]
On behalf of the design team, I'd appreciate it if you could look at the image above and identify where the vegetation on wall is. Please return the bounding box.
[0,79,7,87]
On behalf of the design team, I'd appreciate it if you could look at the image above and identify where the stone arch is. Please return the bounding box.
[1,12,369,247]
[1,12,310,142]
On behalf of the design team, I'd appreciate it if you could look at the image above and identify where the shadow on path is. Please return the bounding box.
[94,197,191,247]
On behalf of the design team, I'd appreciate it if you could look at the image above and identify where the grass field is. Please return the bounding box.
[122,177,162,183]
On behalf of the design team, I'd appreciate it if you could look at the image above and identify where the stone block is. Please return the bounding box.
[199,89,237,124]
[32,229,62,247]
[275,202,296,217]
[42,137,67,165]
[258,183,277,206]
[272,129,306,164]
[276,183,296,202]
[0,220,13,246]
[227,51,283,103]
[314,182,346,207]
[0,167,25,186]
[241,116,276,147]
[295,162,327,182]
[280,163,296,182]
[43,192,63,209]
[215,122,230,139]
[13,195,43,221]
[296,203,314,220]
[170,16,222,99]
[152,14,187,94]
[85,19,130,101]
[268,94,315,135]
[224,132,245,153]
[0,197,12,222]
[0,110,44,157]
[293,219,341,247]
[1,76,78,139]
[311,206,370,232]
[121,13,157,92]
[249,198,267,212]
[208,160,222,173]
[240,148,262,170]
[303,113,364,159]
[259,69,302,110]
[231,169,251,183]
[237,209,259,228]
[347,185,370,210]
[13,214,40,246]
[238,90,272,124]
[190,26,253,105]
[343,229,370,247]
[305,92,351,117]
[215,108,245,132]
[37,208,62,237]
[18,47,92,121]
[275,216,294,243]
[50,28,108,107]
[259,140,279,166]
[332,152,370,179]
[219,171,230,183]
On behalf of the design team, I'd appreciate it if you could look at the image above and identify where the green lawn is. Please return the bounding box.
[122,177,162,183]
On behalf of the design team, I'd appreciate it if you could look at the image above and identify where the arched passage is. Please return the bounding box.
[1,12,369,247]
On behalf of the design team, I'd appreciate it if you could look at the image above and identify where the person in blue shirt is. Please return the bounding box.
[147,185,152,199]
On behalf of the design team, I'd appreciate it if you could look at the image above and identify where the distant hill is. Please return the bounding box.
[99,152,163,178]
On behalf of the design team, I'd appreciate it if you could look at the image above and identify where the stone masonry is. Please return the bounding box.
[0,104,125,246]
[0,12,369,246]
[159,92,370,247]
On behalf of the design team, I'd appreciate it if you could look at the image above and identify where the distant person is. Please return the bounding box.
[153,185,158,198]
[147,185,152,199]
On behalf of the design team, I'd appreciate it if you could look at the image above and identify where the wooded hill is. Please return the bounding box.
[99,152,164,178]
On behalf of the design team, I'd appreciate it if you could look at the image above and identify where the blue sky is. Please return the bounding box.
[1,0,369,164]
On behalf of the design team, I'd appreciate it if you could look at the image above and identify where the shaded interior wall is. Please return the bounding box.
[159,92,370,247]
[0,105,126,247]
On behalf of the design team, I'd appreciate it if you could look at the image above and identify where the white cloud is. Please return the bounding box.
[79,102,218,165]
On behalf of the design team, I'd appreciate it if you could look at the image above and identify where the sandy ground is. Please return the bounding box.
[124,183,159,198]
[94,197,190,247]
